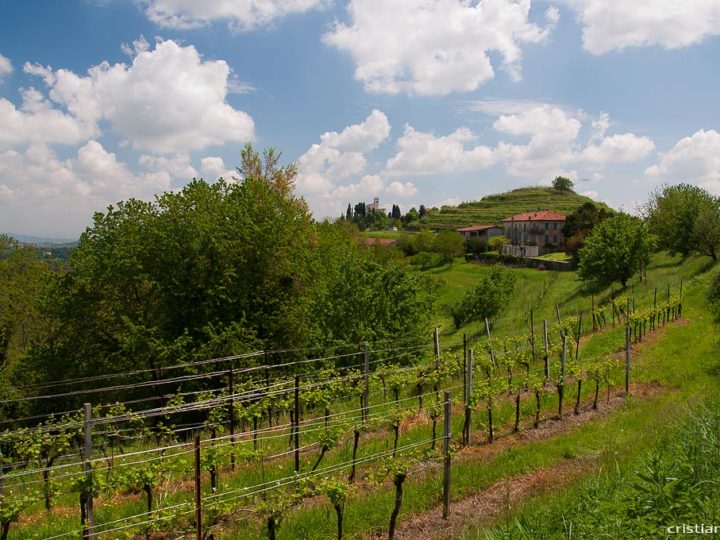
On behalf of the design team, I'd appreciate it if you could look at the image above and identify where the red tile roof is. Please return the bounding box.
[456,224,499,232]
[501,210,566,222]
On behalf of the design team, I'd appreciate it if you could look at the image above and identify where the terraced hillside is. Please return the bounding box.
[424,187,612,229]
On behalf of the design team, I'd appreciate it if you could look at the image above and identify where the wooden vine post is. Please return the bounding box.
[625,326,631,396]
[529,308,536,363]
[462,350,473,446]
[543,319,549,382]
[228,365,235,470]
[485,318,496,367]
[363,344,370,422]
[82,403,95,540]
[194,435,202,540]
[558,337,566,419]
[442,391,451,520]
[294,374,301,473]
[433,328,440,397]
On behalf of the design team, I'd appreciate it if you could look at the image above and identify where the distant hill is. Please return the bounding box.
[424,187,613,229]
[6,233,77,245]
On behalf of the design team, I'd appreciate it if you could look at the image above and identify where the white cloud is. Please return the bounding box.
[494,105,582,177]
[25,39,254,153]
[143,0,326,30]
[139,153,197,180]
[200,156,236,180]
[385,126,496,175]
[581,133,655,164]
[386,181,418,197]
[0,142,172,237]
[574,0,720,54]
[324,0,557,95]
[645,129,720,194]
[296,110,390,195]
[0,54,12,81]
[0,87,96,148]
[581,189,599,199]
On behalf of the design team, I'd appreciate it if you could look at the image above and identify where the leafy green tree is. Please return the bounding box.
[563,202,614,261]
[414,229,435,253]
[488,235,509,253]
[418,205,427,218]
[578,213,653,288]
[433,230,464,266]
[691,197,720,261]
[402,207,419,226]
[449,266,516,328]
[643,183,716,257]
[345,204,352,220]
[552,176,574,192]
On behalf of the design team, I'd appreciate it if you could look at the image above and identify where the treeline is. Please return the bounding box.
[343,202,428,230]
[0,146,434,417]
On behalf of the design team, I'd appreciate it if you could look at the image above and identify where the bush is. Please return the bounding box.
[449,265,516,329]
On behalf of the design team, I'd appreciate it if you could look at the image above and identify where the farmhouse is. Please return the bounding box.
[501,210,566,257]
[456,224,503,242]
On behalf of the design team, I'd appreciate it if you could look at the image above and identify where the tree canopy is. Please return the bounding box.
[552,176,574,193]
[578,213,653,288]
[643,183,720,259]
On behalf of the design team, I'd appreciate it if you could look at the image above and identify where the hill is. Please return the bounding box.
[424,186,612,229]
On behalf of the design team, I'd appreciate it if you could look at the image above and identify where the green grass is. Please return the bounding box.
[359,230,409,240]
[534,252,572,262]
[424,187,611,229]
[9,253,717,540]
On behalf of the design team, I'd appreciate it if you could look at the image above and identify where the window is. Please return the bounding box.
[553,234,557,243]
[553,222,558,230]
[545,222,549,230]
[545,234,549,244]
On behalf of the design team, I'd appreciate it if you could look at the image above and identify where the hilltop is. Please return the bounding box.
[424,187,612,229]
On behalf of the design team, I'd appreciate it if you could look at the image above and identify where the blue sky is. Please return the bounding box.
[1,0,719,238]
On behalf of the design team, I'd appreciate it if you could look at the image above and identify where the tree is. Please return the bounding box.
[643,183,717,258]
[433,230,464,266]
[345,204,353,220]
[448,266,516,329]
[691,197,720,261]
[563,202,614,261]
[391,204,402,220]
[418,205,427,218]
[488,235,509,253]
[578,213,653,288]
[552,176,574,192]
[414,228,435,253]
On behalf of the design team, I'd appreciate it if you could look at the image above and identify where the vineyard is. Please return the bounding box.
[0,285,685,540]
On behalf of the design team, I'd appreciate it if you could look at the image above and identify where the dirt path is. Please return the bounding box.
[373,382,666,540]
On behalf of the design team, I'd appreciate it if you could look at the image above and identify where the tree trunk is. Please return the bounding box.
[513,393,521,432]
[334,503,344,540]
[593,379,599,410]
[349,429,360,484]
[431,418,437,450]
[574,380,582,415]
[268,516,277,540]
[43,468,52,511]
[534,390,541,428]
[312,447,327,472]
[143,483,153,514]
[1,522,10,540]
[388,473,406,540]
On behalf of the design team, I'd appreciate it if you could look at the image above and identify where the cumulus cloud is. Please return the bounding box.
[385,181,418,197]
[24,39,254,153]
[574,0,720,54]
[385,126,495,175]
[143,0,326,30]
[645,129,720,194]
[384,104,655,182]
[324,0,557,95]
[139,153,197,180]
[200,156,236,180]
[0,142,172,236]
[581,133,655,164]
[0,54,12,81]
[296,109,390,194]
[0,87,96,148]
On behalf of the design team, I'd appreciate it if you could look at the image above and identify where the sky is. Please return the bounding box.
[1,0,720,238]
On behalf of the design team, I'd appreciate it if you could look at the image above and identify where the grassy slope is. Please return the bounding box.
[259,255,719,539]
[424,187,611,229]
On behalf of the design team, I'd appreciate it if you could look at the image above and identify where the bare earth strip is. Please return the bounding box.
[382,382,666,540]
